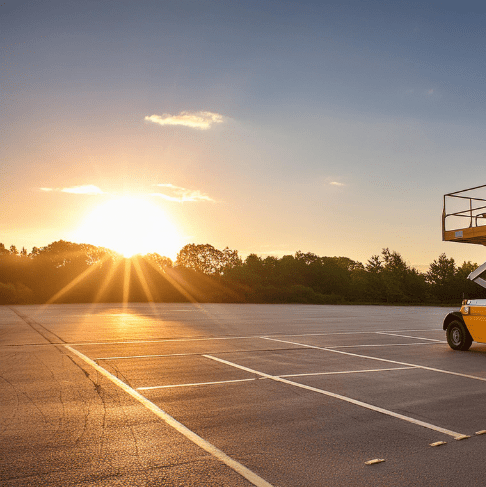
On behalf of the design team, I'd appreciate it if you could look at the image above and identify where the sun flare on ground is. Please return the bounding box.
[72,197,183,258]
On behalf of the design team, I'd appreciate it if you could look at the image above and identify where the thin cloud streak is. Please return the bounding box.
[145,111,224,130]
[151,184,215,203]
[329,181,345,187]
[40,185,105,195]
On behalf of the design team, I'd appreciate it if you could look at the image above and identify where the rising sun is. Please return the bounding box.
[72,196,183,258]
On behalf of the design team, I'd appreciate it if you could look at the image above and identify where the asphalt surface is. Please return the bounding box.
[2,303,486,486]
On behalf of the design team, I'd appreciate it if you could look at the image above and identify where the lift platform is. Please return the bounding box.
[442,185,486,350]
[442,184,486,245]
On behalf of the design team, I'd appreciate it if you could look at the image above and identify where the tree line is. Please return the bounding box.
[0,240,484,305]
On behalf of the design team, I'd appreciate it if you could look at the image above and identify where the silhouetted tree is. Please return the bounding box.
[1,238,481,304]
[426,254,457,302]
[176,244,240,275]
[145,253,173,269]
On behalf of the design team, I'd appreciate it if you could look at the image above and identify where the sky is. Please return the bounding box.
[2,0,486,269]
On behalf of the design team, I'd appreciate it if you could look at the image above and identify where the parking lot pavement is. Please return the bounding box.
[2,303,486,486]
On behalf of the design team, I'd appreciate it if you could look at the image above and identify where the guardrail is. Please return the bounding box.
[442,184,486,245]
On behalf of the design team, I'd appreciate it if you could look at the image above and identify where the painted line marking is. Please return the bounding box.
[430,441,447,447]
[376,331,446,343]
[272,329,439,338]
[72,336,263,347]
[136,367,415,391]
[137,378,257,390]
[203,355,467,439]
[94,344,432,361]
[262,337,486,383]
[365,458,385,465]
[476,430,486,435]
[65,345,274,487]
[97,353,200,360]
[64,329,441,347]
[279,367,415,378]
[94,347,301,361]
[326,343,436,349]
[454,435,470,441]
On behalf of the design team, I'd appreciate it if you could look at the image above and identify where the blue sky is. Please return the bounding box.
[2,0,486,268]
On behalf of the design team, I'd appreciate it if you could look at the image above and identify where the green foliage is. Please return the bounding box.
[0,240,483,304]
[426,253,458,302]
[359,249,427,303]
[176,244,241,275]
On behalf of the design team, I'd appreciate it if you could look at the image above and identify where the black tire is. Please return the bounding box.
[446,320,472,351]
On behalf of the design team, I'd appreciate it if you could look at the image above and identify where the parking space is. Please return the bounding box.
[4,303,486,486]
[68,322,486,482]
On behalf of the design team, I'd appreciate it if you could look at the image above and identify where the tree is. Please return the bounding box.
[456,260,486,300]
[221,247,242,272]
[176,244,240,275]
[366,255,383,273]
[363,249,426,303]
[29,247,40,257]
[144,253,173,269]
[295,251,320,266]
[426,254,457,302]
[426,254,456,287]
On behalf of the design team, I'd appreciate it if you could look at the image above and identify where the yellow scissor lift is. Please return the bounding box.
[442,184,486,350]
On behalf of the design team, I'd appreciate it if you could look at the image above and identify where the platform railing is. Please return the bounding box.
[442,184,486,234]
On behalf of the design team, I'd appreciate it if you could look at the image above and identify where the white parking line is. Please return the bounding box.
[136,367,415,391]
[96,353,199,360]
[94,343,435,361]
[328,342,436,349]
[280,367,415,378]
[271,329,439,338]
[70,336,259,346]
[375,332,446,343]
[65,345,275,487]
[204,354,467,439]
[262,337,486,382]
[65,329,440,347]
[137,378,257,390]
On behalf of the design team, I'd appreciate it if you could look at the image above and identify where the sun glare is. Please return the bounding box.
[72,197,183,258]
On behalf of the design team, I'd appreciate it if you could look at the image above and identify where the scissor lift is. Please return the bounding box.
[442,184,486,349]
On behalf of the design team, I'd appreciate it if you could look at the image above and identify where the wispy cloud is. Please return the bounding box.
[151,184,215,203]
[40,185,105,195]
[145,111,224,130]
[329,181,345,186]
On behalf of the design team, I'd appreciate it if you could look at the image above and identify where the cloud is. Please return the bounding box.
[151,184,215,203]
[40,185,105,195]
[329,181,345,186]
[62,185,105,195]
[145,111,224,130]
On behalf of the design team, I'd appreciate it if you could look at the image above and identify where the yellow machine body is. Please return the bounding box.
[461,301,486,343]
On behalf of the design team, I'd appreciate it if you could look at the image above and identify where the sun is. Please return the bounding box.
[72,196,183,258]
